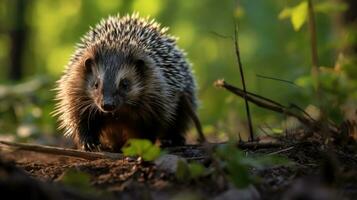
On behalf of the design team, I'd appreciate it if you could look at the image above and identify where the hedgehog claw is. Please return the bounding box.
[83,140,101,152]
[95,144,102,151]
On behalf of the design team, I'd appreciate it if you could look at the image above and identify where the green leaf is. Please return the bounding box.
[291,1,308,31]
[59,169,95,194]
[256,155,292,167]
[215,143,252,188]
[122,139,162,161]
[214,143,291,188]
[188,162,205,179]
[295,75,312,88]
[176,160,190,182]
[142,143,161,161]
[278,8,293,19]
[278,1,308,31]
[176,160,206,181]
[226,160,251,188]
[272,128,283,134]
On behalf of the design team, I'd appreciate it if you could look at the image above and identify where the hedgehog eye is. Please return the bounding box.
[93,79,99,89]
[120,78,130,90]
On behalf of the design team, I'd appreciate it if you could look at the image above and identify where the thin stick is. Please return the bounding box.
[256,74,299,87]
[308,0,329,136]
[216,80,338,134]
[268,146,294,155]
[307,0,319,86]
[237,141,283,149]
[165,141,285,152]
[209,31,232,40]
[0,140,123,160]
[234,24,254,141]
[289,103,316,122]
[0,140,287,164]
[244,87,285,108]
[214,80,316,130]
[307,0,323,108]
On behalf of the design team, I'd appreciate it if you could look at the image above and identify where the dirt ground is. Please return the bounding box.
[1,140,357,200]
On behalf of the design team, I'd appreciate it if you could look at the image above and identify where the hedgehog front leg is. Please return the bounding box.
[77,117,102,151]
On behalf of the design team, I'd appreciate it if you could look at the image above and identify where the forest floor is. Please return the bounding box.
[1,135,357,200]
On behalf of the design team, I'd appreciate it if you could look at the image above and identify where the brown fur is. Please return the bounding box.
[99,119,143,152]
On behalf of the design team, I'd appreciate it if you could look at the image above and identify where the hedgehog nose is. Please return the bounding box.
[102,100,116,112]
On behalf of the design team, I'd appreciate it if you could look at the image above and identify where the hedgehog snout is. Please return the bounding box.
[101,98,116,112]
[99,93,122,113]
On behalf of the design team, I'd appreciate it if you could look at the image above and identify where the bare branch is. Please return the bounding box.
[214,79,317,130]
[256,74,300,87]
[0,140,123,160]
[234,24,254,141]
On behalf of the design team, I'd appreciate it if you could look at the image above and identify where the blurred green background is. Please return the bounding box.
[0,0,356,143]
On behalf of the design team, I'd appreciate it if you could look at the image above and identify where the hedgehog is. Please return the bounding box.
[53,13,204,152]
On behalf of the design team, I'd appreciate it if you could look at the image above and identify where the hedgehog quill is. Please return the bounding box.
[53,14,204,152]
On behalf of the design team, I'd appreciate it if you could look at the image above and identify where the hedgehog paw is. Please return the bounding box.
[82,140,102,152]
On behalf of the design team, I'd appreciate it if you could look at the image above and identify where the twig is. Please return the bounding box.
[308,0,329,137]
[289,103,316,122]
[244,87,286,108]
[256,74,299,87]
[234,24,254,141]
[209,31,232,40]
[165,141,285,152]
[186,156,209,161]
[237,141,284,149]
[0,140,288,165]
[307,0,327,119]
[268,146,295,155]
[307,0,320,89]
[214,79,318,131]
[0,140,123,160]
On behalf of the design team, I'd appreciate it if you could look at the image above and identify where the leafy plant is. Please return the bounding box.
[122,139,163,161]
[295,63,352,123]
[214,143,291,188]
[0,76,55,140]
[175,143,291,187]
[59,169,97,194]
[176,160,207,182]
[279,1,308,31]
[279,0,347,31]
[278,0,352,124]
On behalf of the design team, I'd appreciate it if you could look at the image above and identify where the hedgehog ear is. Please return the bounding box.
[84,58,93,73]
[134,59,148,76]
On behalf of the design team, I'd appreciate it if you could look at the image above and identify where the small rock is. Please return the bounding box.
[213,185,260,200]
[154,154,186,173]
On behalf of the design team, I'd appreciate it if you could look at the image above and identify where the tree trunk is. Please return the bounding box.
[9,0,27,81]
